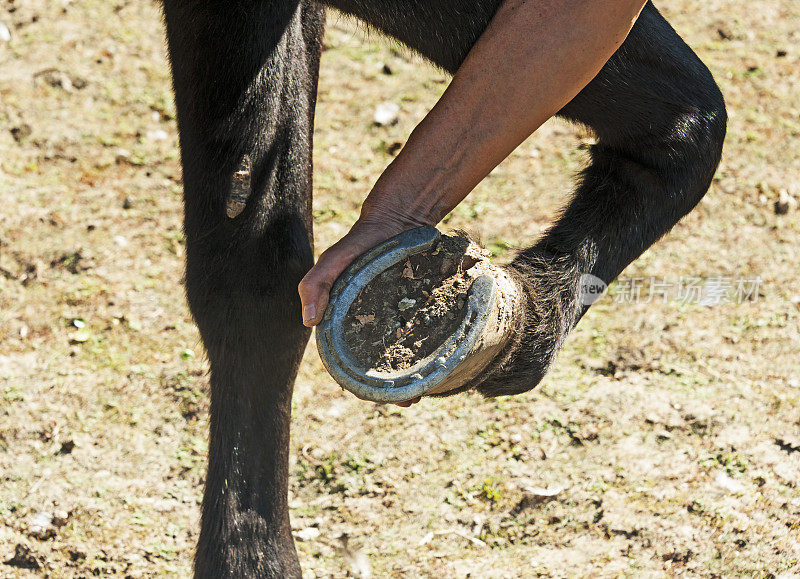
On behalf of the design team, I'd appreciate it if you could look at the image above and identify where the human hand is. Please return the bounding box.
[298,213,423,328]
[299,211,428,407]
[299,211,426,407]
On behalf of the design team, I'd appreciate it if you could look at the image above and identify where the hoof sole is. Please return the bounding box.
[316,226,520,403]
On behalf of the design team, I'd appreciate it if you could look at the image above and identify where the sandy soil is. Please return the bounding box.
[1,0,798,576]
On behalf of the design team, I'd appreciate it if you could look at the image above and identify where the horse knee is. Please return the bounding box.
[680,84,727,198]
[184,214,313,354]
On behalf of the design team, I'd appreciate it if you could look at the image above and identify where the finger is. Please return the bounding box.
[393,396,421,407]
[298,243,359,327]
[299,220,409,327]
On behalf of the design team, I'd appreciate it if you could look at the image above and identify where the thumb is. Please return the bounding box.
[298,240,358,327]
[299,220,413,327]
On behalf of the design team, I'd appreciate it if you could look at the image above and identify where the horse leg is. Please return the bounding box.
[324,0,726,396]
[478,3,727,395]
[162,1,324,576]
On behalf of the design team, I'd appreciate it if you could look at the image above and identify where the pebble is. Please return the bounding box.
[397,298,416,311]
[0,21,10,43]
[29,511,53,528]
[373,102,399,126]
[36,69,74,91]
[146,129,169,142]
[10,124,32,143]
[115,148,132,163]
[774,189,797,215]
[717,26,734,40]
[715,470,745,493]
[52,510,70,527]
[295,527,321,541]
[27,511,55,539]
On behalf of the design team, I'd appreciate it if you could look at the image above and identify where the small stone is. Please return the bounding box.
[27,512,55,539]
[715,470,745,493]
[776,49,787,58]
[52,510,70,527]
[69,328,91,343]
[29,511,53,528]
[397,298,416,311]
[146,129,169,142]
[115,148,132,163]
[10,124,32,143]
[524,486,565,499]
[36,68,73,91]
[717,26,734,40]
[295,527,321,541]
[386,141,403,156]
[0,22,11,43]
[113,235,129,247]
[380,62,393,75]
[373,102,399,126]
[774,190,796,215]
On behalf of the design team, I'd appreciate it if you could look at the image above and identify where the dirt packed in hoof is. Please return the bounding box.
[343,235,488,372]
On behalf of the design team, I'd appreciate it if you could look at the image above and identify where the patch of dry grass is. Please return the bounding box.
[1,0,798,576]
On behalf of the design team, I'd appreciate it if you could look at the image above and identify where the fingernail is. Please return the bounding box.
[303,304,316,324]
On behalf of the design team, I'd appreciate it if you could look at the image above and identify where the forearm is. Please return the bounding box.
[360,0,647,225]
[298,0,648,328]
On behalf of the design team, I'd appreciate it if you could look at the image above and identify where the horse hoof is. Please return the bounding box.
[316,226,521,403]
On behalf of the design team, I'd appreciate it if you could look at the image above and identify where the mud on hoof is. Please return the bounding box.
[318,228,587,402]
[470,251,585,398]
[317,227,523,403]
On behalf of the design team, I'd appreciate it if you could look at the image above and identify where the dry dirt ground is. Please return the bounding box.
[1,0,799,577]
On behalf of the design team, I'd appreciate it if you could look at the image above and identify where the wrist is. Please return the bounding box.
[360,147,465,228]
[358,195,438,233]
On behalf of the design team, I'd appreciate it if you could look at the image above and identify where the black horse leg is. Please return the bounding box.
[326,0,726,396]
[477,3,727,395]
[162,1,324,577]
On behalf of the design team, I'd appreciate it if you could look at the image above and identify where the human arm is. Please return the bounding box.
[299,0,648,326]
